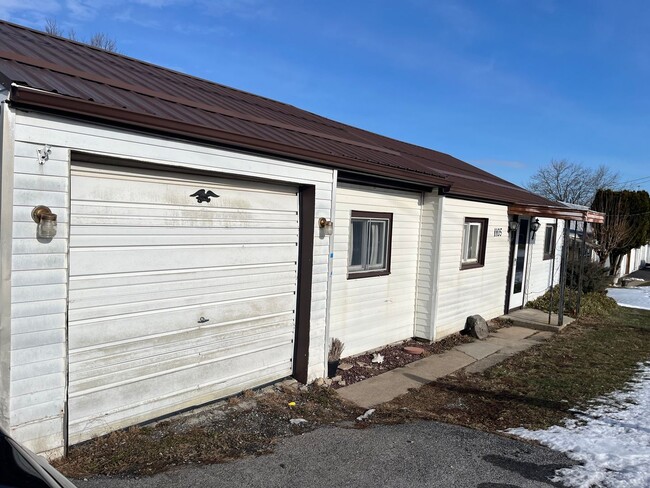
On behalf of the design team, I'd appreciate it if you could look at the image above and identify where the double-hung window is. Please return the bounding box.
[348,211,393,278]
[543,224,556,260]
[461,217,488,269]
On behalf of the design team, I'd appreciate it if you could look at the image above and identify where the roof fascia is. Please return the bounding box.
[337,171,437,193]
[508,204,605,223]
[9,85,451,188]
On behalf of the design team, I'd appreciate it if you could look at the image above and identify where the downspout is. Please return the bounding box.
[0,96,15,430]
[323,170,337,373]
[428,195,445,342]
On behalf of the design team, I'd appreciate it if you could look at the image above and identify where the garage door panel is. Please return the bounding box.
[71,173,298,212]
[69,316,294,379]
[70,231,299,247]
[71,202,298,221]
[68,162,300,443]
[69,270,297,305]
[70,328,295,391]
[69,344,293,416]
[68,283,296,322]
[69,293,297,349]
[70,244,298,276]
[68,263,296,291]
[68,357,292,445]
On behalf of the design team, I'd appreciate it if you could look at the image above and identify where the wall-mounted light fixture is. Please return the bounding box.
[32,205,57,239]
[530,218,541,235]
[508,220,519,233]
[318,217,334,236]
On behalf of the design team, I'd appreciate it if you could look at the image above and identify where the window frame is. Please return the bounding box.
[347,210,393,279]
[460,217,488,270]
[543,223,557,260]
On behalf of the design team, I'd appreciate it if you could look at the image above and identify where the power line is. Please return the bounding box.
[618,175,650,186]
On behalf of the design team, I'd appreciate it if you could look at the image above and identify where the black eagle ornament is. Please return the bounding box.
[190,189,219,203]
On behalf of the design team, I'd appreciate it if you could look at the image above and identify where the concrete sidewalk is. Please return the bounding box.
[336,326,553,409]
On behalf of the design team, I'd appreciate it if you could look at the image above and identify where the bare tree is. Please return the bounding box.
[526,159,619,206]
[88,32,117,52]
[44,19,117,52]
[44,19,64,37]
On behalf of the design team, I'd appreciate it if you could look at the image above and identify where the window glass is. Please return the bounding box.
[368,220,387,268]
[543,224,556,259]
[461,218,488,269]
[349,219,365,267]
[348,212,392,277]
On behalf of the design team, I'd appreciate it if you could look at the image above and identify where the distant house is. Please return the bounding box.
[0,20,602,457]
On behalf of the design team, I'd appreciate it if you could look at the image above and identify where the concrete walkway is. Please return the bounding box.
[337,326,554,409]
[502,307,574,332]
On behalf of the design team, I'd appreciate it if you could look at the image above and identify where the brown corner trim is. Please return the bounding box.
[293,185,315,384]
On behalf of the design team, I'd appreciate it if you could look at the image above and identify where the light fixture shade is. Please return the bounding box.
[37,213,57,238]
[508,220,519,233]
[318,217,334,236]
[32,205,58,239]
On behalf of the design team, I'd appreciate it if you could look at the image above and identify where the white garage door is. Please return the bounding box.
[68,162,299,443]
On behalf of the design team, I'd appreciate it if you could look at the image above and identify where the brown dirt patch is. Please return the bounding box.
[331,332,474,388]
[53,385,363,478]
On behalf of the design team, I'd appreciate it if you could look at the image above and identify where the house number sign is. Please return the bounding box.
[493,228,503,237]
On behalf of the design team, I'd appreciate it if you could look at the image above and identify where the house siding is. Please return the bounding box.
[329,184,421,357]
[7,109,334,456]
[414,191,439,341]
[434,197,510,340]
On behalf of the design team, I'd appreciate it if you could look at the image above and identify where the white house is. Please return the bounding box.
[0,20,602,457]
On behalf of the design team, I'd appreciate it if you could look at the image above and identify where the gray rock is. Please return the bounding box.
[331,375,342,382]
[338,363,354,371]
[289,418,308,425]
[465,315,489,340]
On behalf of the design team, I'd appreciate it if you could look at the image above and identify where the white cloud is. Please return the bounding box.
[0,0,62,27]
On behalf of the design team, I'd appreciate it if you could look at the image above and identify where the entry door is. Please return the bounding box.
[509,218,530,310]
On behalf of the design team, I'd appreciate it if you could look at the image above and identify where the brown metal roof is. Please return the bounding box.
[0,20,560,208]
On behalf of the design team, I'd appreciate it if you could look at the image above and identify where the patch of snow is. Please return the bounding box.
[607,287,650,310]
[508,362,650,488]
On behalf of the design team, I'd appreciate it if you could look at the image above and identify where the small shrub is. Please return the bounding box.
[566,255,610,294]
[526,285,618,318]
[328,338,344,361]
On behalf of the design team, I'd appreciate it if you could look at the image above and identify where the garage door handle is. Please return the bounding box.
[198,317,209,324]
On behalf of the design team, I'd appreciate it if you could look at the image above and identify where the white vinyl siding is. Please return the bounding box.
[7,110,334,455]
[330,184,420,357]
[414,192,438,340]
[434,198,510,340]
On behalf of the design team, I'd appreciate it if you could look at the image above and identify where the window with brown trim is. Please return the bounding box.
[348,211,393,279]
[543,224,556,260]
[461,217,488,269]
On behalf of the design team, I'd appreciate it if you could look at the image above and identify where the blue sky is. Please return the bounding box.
[2,0,649,192]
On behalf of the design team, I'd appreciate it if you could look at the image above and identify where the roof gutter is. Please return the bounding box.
[9,85,452,190]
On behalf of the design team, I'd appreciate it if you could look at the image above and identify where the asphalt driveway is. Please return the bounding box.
[76,421,574,488]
